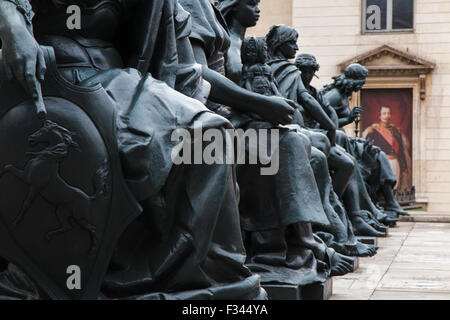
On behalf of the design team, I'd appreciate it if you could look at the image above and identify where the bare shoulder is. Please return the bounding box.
[323,89,344,107]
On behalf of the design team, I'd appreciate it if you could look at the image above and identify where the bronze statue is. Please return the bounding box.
[320,64,402,228]
[0,0,268,299]
[238,37,377,258]
[264,25,386,238]
[319,63,409,217]
[240,36,281,97]
[206,0,357,279]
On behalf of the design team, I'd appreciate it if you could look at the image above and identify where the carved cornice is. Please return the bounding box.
[339,45,435,77]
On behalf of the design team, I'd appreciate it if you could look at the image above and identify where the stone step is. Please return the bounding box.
[400,211,450,223]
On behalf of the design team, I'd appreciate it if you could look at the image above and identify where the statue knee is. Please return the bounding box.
[335,130,348,147]
[310,147,327,166]
[310,132,330,157]
[343,154,356,175]
[285,131,312,158]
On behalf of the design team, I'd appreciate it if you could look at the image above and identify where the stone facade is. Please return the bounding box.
[248,0,450,212]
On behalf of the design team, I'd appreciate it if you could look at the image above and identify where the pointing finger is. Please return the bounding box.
[36,48,47,81]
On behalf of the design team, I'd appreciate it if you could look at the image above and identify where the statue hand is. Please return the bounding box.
[2,25,46,117]
[350,106,363,120]
[259,96,296,125]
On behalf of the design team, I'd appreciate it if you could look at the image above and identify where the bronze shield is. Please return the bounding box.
[0,47,141,299]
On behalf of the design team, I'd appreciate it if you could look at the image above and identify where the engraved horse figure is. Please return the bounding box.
[0,120,108,253]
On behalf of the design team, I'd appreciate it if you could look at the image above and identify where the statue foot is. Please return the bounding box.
[368,221,388,233]
[380,215,398,227]
[365,216,388,232]
[330,252,355,276]
[351,217,386,237]
[317,259,328,271]
[385,201,410,216]
[347,241,378,257]
[386,207,410,216]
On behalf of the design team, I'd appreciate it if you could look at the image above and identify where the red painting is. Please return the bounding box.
[360,88,413,191]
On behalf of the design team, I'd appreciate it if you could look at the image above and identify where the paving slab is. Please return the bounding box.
[406,230,450,240]
[389,261,450,271]
[394,252,450,265]
[402,238,450,247]
[397,246,450,255]
[376,238,404,247]
[332,278,354,290]
[412,222,450,229]
[329,289,373,300]
[370,290,450,300]
[331,221,450,300]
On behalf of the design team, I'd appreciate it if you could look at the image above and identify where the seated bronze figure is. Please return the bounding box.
[0,0,268,299]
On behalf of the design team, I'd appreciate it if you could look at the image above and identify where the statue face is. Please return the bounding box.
[379,106,392,125]
[232,0,261,28]
[300,67,315,86]
[352,80,365,92]
[278,39,299,59]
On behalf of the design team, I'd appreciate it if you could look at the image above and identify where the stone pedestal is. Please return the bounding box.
[356,236,378,246]
[301,277,333,300]
[353,257,359,271]
[263,284,301,300]
[263,277,333,300]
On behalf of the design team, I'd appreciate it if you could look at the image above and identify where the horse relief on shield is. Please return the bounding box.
[0,120,109,253]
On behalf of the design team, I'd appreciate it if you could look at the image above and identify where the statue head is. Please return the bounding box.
[295,53,320,86]
[216,0,261,28]
[241,36,268,65]
[330,63,368,96]
[265,24,299,59]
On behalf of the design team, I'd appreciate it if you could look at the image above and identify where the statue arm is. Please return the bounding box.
[224,41,243,84]
[298,90,336,131]
[321,90,352,128]
[0,1,29,37]
[0,0,33,31]
[339,114,353,128]
[269,71,282,96]
[336,102,357,128]
[271,82,282,97]
[0,0,46,117]
[243,80,253,92]
[321,98,339,128]
[191,40,296,125]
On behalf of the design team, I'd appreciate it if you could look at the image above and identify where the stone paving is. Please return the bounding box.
[330,221,450,300]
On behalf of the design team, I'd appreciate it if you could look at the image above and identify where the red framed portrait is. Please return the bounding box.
[360,88,413,191]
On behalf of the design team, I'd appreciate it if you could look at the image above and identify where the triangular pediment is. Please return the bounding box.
[339,45,435,76]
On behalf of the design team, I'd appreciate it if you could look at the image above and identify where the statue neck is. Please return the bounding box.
[228,18,247,41]
[271,51,288,61]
